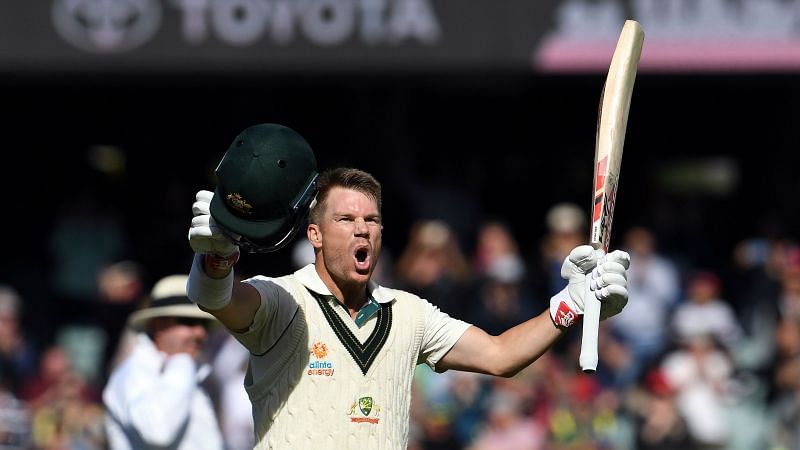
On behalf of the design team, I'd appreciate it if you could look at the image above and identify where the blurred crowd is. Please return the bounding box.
[1,200,799,450]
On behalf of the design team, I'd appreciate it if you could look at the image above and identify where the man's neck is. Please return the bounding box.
[333,286,369,320]
[316,266,369,317]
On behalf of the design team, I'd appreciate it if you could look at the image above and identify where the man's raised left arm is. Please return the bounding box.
[437,245,630,377]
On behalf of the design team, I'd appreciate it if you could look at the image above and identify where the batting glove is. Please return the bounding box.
[591,249,630,320]
[549,245,630,328]
[188,190,239,257]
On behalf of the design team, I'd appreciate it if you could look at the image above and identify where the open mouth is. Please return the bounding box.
[354,246,371,271]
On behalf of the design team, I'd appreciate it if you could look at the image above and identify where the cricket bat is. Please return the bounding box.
[579,20,644,373]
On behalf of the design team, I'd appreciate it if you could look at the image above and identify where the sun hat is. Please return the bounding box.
[128,274,215,331]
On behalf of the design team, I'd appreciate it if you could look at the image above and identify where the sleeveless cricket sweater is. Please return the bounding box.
[235,267,469,450]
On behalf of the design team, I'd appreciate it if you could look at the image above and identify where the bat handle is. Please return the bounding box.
[579,277,601,373]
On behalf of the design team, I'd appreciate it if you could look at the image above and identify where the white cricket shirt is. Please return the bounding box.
[231,264,471,449]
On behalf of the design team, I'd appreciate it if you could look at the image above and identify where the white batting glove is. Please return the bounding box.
[549,245,630,328]
[188,190,239,257]
[591,250,630,320]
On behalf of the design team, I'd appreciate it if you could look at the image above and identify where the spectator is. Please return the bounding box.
[660,333,734,448]
[728,240,798,375]
[96,261,147,376]
[671,271,743,350]
[544,371,632,449]
[448,371,492,445]
[102,274,223,450]
[595,326,635,390]
[0,285,38,396]
[779,247,800,321]
[469,222,537,336]
[415,407,464,450]
[769,313,800,449]
[727,218,787,321]
[470,269,537,337]
[20,345,99,408]
[468,389,546,450]
[609,225,681,386]
[0,384,31,450]
[628,369,697,450]
[394,219,474,315]
[210,334,254,450]
[763,250,800,448]
[21,345,105,450]
[537,203,587,298]
[472,220,524,280]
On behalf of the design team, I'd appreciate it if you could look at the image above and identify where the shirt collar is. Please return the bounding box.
[294,264,394,304]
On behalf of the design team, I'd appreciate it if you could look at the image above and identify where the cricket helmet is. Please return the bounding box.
[210,123,318,253]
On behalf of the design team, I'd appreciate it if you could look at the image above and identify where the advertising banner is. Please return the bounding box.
[2,0,800,73]
[537,0,800,72]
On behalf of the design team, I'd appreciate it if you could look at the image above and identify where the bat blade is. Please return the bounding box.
[580,19,644,373]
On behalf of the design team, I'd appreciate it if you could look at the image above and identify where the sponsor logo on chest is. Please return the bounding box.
[307,341,335,377]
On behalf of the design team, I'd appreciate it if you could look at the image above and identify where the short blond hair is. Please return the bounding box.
[308,168,382,224]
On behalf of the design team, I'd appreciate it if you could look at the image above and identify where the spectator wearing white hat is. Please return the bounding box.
[539,203,587,297]
[102,274,223,450]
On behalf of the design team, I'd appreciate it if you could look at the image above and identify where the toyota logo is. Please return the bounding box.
[52,0,162,53]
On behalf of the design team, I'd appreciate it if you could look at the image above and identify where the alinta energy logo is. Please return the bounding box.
[308,341,334,377]
[52,0,162,53]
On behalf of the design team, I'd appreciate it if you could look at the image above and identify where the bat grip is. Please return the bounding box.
[579,277,601,373]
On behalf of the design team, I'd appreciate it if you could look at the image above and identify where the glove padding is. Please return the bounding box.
[550,245,630,328]
[188,190,239,257]
[590,249,630,320]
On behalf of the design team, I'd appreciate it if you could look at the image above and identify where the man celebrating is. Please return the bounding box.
[103,274,223,450]
[187,123,631,449]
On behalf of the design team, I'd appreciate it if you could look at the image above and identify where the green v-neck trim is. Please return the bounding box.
[308,289,392,375]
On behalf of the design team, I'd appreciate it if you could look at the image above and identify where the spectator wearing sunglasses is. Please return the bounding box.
[102,274,223,450]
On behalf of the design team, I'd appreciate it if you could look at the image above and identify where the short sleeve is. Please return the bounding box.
[229,276,299,355]
[418,300,471,371]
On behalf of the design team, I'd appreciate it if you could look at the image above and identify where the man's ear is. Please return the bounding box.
[308,224,322,248]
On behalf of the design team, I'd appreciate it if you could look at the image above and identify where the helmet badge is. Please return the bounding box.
[226,193,253,215]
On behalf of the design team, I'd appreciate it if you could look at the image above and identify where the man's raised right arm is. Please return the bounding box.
[186,190,260,332]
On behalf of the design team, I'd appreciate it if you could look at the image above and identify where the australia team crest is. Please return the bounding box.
[347,396,381,424]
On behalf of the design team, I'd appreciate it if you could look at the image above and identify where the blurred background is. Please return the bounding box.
[2,0,800,449]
